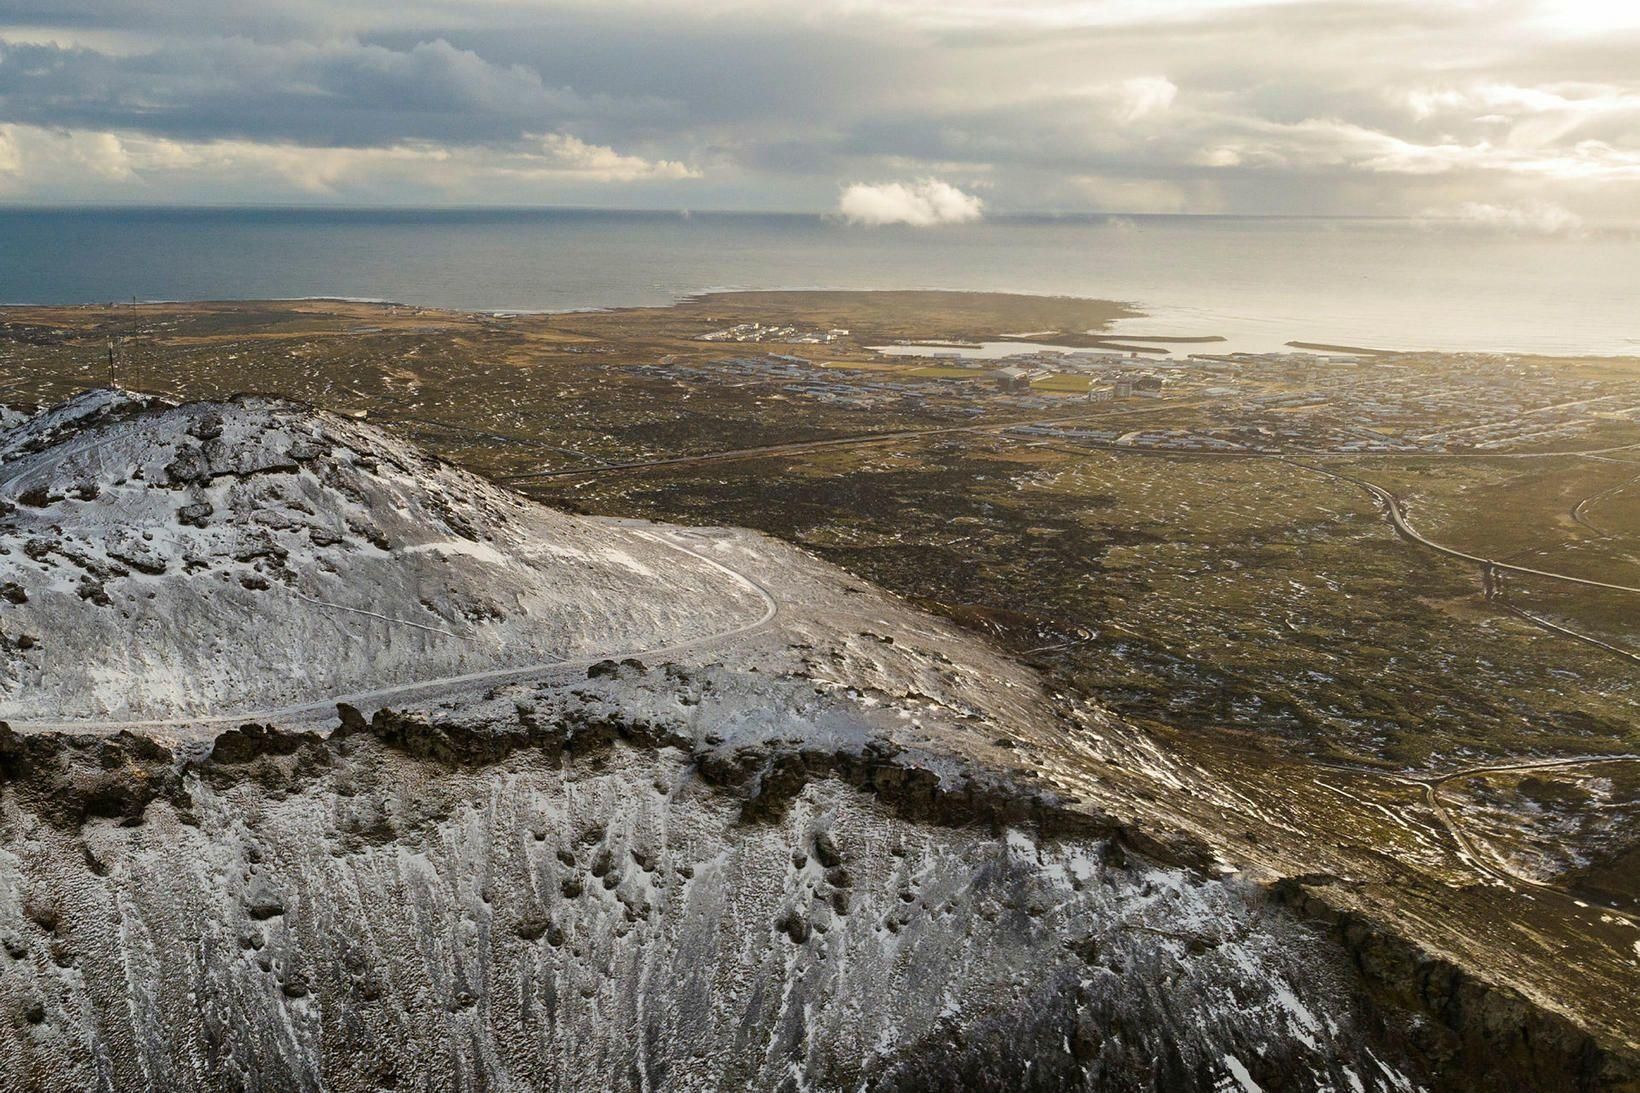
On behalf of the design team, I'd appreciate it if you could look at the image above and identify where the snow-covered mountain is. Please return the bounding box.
[0,393,1622,1091]
[0,391,765,722]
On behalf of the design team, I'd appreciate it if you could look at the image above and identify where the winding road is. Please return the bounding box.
[1280,458,1640,675]
[11,400,1637,935]
[1571,472,1640,537]
[1287,459,1640,595]
[1312,751,1640,925]
[1276,458,1640,921]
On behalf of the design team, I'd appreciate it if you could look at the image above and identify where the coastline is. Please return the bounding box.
[3,290,1639,362]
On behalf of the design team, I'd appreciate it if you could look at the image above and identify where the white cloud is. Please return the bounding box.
[1189,115,1640,183]
[0,124,137,194]
[534,133,698,181]
[0,129,20,178]
[810,0,1314,31]
[1405,81,1640,135]
[837,178,984,225]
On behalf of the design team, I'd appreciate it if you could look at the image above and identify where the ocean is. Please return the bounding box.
[1,206,1636,356]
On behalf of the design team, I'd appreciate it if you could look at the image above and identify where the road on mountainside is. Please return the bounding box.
[3,528,780,735]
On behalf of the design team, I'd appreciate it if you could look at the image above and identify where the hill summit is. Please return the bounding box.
[0,390,765,722]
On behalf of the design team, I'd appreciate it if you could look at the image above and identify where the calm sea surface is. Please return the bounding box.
[1,207,1636,356]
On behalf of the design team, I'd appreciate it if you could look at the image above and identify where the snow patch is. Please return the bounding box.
[1222,1054,1264,1092]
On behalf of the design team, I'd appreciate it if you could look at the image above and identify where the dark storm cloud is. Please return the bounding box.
[0,36,679,146]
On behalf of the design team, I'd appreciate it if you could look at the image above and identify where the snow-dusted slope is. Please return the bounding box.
[0,392,764,721]
[0,710,1415,1093]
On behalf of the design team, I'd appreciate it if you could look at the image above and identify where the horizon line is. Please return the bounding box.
[0,202,1436,222]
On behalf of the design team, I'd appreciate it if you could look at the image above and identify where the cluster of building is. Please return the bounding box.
[696,323,849,345]
[630,356,976,413]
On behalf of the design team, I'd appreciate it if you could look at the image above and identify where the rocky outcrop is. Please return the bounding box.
[1273,879,1640,1093]
[0,723,185,828]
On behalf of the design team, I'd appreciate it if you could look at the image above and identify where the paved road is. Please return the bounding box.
[3,527,781,735]
[1284,458,1640,921]
[1289,460,1640,595]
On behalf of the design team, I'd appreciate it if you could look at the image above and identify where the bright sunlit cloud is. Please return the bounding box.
[837,179,985,225]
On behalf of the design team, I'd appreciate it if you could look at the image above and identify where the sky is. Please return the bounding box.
[1,0,1637,222]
